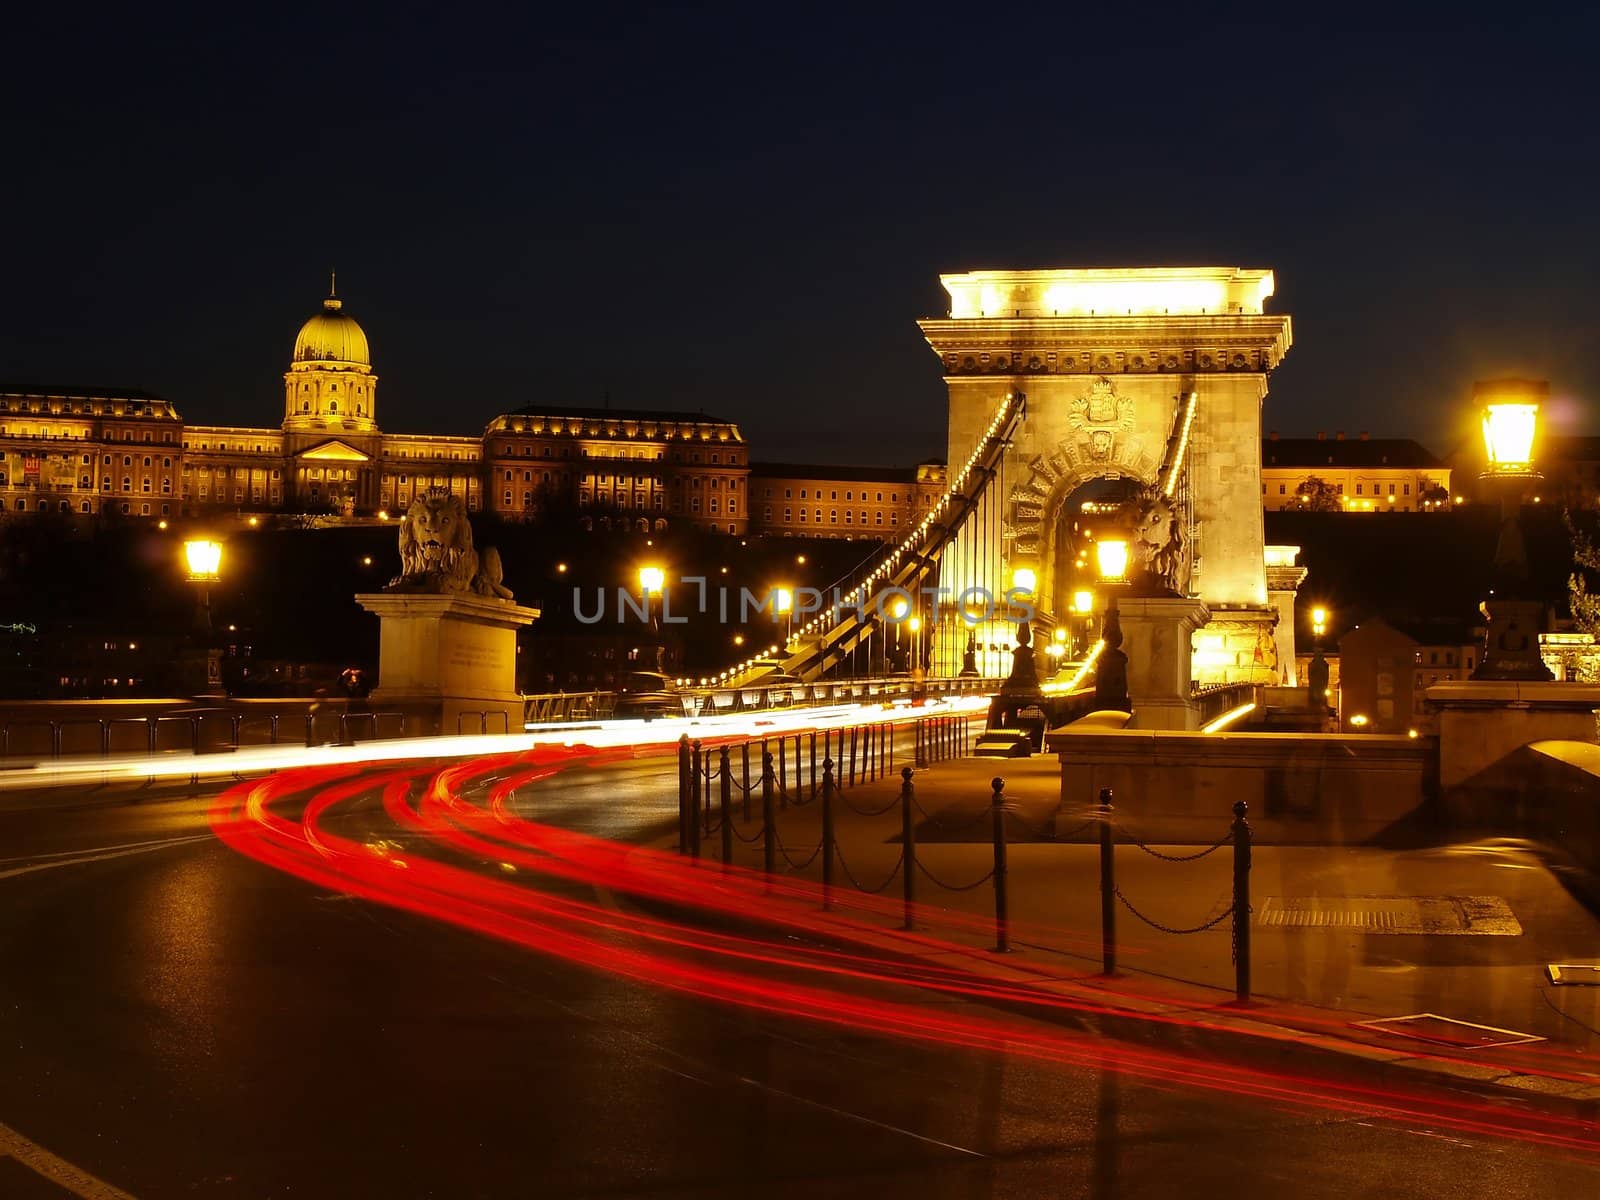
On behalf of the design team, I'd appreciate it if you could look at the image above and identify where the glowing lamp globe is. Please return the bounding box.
[184,539,222,582]
[1482,403,1538,473]
[638,565,665,595]
[1072,590,1095,614]
[773,586,793,614]
[1011,565,1037,594]
[1095,539,1129,582]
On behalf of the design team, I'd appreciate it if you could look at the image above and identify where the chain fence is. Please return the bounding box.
[675,742,1256,996]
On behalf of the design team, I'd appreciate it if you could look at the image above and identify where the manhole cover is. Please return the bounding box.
[1257,895,1520,935]
[1354,1013,1544,1049]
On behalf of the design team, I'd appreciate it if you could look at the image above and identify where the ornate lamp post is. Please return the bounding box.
[1092,539,1130,711]
[638,564,666,671]
[773,584,794,647]
[1472,380,1553,681]
[1308,604,1331,716]
[183,538,222,638]
[182,537,223,695]
[1072,588,1096,659]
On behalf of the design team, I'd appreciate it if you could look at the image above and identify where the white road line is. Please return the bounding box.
[733,1075,985,1157]
[0,1122,138,1198]
[0,834,213,866]
[0,835,213,882]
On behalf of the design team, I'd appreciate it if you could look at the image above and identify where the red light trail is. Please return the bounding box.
[209,746,1600,1159]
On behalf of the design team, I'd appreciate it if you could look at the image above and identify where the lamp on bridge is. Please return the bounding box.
[1091,539,1131,712]
[183,538,222,637]
[638,564,666,670]
[181,536,224,695]
[1094,538,1129,585]
[773,584,794,647]
[1307,604,1332,718]
[1471,380,1553,681]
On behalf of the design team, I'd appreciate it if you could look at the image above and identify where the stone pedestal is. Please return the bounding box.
[1119,597,1211,730]
[356,593,541,736]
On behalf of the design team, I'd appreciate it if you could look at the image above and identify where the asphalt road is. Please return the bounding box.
[1,759,1597,1199]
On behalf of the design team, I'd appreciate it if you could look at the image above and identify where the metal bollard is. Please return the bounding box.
[778,736,788,809]
[821,757,836,910]
[849,726,858,786]
[741,742,752,822]
[809,731,818,803]
[901,766,916,930]
[689,740,703,859]
[1099,786,1116,975]
[761,751,776,881]
[793,734,802,796]
[719,746,733,867]
[677,734,691,854]
[1232,800,1253,1004]
[991,776,1009,952]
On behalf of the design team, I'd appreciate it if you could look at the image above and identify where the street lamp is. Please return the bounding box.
[1095,539,1129,584]
[1307,604,1331,719]
[1472,379,1553,680]
[1090,540,1131,711]
[637,564,666,670]
[774,584,794,645]
[183,538,222,638]
[1011,564,1038,595]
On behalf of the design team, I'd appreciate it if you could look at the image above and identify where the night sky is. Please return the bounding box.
[2,6,1596,465]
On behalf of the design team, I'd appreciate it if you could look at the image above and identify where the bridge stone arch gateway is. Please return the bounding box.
[918,268,1295,724]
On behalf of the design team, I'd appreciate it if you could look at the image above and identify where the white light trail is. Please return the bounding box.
[0,695,993,792]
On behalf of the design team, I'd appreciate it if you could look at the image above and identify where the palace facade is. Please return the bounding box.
[0,285,750,532]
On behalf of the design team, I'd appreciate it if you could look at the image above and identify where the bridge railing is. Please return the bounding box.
[1192,682,1260,728]
[673,675,1003,720]
[521,691,615,725]
[521,677,1002,725]
[0,708,409,760]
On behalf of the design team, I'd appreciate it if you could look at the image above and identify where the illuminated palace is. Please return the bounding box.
[0,284,751,531]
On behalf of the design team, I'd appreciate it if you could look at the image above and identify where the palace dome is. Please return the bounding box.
[292,290,370,367]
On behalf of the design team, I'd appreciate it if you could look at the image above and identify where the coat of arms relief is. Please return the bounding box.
[1068,377,1136,461]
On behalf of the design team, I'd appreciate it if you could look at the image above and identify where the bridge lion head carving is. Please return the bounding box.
[1132,486,1188,596]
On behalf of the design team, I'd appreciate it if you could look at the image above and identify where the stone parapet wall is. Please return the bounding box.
[1048,727,1434,845]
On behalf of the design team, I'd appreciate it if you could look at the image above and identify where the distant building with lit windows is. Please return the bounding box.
[1260,432,1452,512]
[750,461,947,538]
[0,286,746,532]
[482,405,749,534]
[1337,615,1480,734]
[3,286,965,539]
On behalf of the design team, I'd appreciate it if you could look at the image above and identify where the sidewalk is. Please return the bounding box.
[657,755,1600,1112]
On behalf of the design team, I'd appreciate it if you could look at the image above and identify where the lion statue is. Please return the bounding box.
[1130,486,1188,596]
[387,487,514,600]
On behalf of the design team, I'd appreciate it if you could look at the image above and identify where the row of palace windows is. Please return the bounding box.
[1270,481,1420,497]
[771,486,905,503]
[0,399,172,416]
[7,499,174,515]
[769,507,898,527]
[2,427,174,442]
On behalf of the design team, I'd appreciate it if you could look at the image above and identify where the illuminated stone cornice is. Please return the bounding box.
[918,314,1293,375]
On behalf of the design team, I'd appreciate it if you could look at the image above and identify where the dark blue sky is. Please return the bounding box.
[2,5,1596,464]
